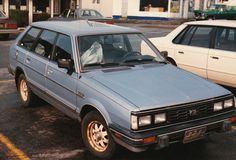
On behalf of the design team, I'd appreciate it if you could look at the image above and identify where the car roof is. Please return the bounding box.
[184,20,236,28]
[31,20,139,36]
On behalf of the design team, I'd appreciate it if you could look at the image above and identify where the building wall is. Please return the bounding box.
[126,0,181,19]
[112,0,122,18]
[216,0,236,5]
[81,0,113,17]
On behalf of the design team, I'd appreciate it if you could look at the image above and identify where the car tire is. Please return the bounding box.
[17,74,36,107]
[82,110,116,159]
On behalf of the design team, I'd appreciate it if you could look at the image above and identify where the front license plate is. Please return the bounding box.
[183,127,206,143]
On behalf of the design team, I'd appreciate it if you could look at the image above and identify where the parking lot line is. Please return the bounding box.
[0,79,14,84]
[0,133,30,160]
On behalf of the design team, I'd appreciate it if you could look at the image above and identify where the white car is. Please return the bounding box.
[150,20,236,88]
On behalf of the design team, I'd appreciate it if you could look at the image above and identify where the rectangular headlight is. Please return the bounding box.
[224,99,233,108]
[155,113,166,124]
[139,115,151,127]
[214,102,223,111]
[131,115,138,130]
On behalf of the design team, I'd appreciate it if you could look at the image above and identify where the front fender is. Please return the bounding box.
[77,98,112,125]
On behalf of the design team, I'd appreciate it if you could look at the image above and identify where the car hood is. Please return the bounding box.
[90,64,231,110]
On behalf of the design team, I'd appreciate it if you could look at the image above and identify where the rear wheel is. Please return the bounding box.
[18,74,36,107]
[82,110,116,159]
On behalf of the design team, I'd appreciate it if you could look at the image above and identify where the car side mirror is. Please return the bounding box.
[57,59,74,74]
[160,51,168,59]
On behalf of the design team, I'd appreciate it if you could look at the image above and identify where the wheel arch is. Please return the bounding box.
[166,57,177,66]
[15,67,24,90]
[79,102,112,126]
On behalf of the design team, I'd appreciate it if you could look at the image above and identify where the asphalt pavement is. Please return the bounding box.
[0,26,236,160]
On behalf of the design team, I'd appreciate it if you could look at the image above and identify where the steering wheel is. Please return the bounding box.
[121,51,142,62]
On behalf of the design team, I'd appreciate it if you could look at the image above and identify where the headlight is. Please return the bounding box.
[155,113,166,124]
[139,115,151,127]
[131,115,138,130]
[201,13,205,17]
[214,102,223,111]
[224,99,234,108]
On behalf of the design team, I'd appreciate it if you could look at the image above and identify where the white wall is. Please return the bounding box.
[127,0,175,18]
[81,0,113,17]
[218,0,236,5]
[112,0,122,16]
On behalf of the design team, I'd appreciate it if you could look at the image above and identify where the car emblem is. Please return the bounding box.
[189,109,198,116]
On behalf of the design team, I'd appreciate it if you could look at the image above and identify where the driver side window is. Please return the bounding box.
[53,34,73,62]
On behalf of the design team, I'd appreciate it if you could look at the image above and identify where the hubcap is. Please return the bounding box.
[87,121,109,152]
[20,79,28,102]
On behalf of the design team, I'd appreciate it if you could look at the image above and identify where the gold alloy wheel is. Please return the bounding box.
[19,79,28,102]
[87,121,109,152]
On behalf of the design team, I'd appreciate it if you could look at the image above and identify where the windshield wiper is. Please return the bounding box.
[123,57,154,63]
[83,62,134,68]
[123,58,168,65]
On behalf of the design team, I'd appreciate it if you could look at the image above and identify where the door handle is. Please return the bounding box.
[211,56,219,60]
[25,57,31,63]
[47,69,53,75]
[178,51,184,54]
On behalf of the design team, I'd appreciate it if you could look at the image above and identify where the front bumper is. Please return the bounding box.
[110,110,236,152]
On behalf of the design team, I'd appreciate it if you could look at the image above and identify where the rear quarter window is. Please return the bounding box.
[19,27,42,50]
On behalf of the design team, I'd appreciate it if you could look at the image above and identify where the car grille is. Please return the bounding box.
[194,13,201,17]
[167,102,214,123]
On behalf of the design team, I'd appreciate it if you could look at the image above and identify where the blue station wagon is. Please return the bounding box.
[8,20,236,159]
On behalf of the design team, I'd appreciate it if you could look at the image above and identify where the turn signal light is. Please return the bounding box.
[143,136,157,144]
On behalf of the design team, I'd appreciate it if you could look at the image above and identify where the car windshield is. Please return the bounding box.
[78,33,165,70]
[209,4,226,10]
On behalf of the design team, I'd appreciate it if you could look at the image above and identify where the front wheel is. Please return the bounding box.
[82,111,116,159]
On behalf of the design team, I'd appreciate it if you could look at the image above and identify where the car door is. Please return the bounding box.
[46,34,77,111]
[208,27,236,87]
[18,27,54,92]
[173,26,213,78]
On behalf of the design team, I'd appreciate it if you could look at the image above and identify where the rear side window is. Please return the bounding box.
[32,30,57,58]
[173,26,191,44]
[173,25,214,48]
[215,27,236,52]
[189,27,214,48]
[181,26,196,45]
[19,27,41,50]
[53,34,73,61]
